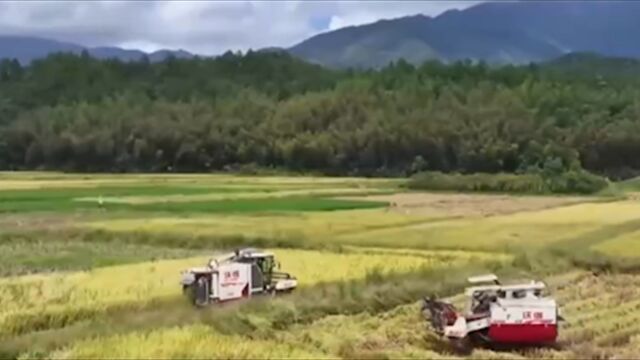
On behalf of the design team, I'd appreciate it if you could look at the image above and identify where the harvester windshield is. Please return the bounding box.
[259,255,274,274]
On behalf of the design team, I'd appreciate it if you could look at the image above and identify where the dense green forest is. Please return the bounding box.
[1,50,639,180]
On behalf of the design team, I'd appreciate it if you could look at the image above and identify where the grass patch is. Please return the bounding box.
[618,176,640,191]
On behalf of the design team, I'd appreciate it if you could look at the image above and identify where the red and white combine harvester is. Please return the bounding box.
[180,248,298,306]
[422,274,562,353]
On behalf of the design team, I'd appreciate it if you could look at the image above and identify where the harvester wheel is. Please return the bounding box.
[450,337,472,356]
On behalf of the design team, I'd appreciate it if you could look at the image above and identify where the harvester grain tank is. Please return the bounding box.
[180,248,297,306]
[422,274,561,353]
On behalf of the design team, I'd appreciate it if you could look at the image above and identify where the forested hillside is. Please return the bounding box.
[1,51,639,179]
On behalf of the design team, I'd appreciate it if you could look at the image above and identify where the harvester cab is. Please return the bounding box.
[180,248,297,307]
[422,274,560,353]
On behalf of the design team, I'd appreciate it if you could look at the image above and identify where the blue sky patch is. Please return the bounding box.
[310,15,332,31]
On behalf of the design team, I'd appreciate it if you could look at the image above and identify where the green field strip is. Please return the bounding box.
[124,197,388,214]
[0,195,388,215]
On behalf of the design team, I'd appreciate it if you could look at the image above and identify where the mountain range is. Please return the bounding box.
[0,36,193,64]
[2,1,640,68]
[289,0,640,68]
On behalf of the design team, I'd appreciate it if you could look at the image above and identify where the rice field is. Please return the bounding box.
[0,239,200,276]
[46,272,640,360]
[0,172,401,191]
[74,187,391,205]
[83,209,439,243]
[0,173,398,214]
[337,200,640,251]
[592,230,640,257]
[0,247,483,337]
[2,172,640,359]
[48,325,326,360]
[82,199,640,252]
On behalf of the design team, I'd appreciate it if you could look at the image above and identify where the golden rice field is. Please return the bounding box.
[49,272,640,360]
[83,209,440,241]
[2,172,640,359]
[592,230,640,257]
[0,247,484,336]
[83,199,640,252]
[338,200,640,251]
[48,325,327,360]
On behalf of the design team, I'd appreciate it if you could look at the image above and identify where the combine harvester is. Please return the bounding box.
[180,248,298,306]
[422,274,561,354]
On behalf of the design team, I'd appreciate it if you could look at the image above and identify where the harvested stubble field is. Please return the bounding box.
[1,172,640,359]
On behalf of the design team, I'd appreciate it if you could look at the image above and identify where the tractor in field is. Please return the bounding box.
[180,248,298,306]
[422,274,561,354]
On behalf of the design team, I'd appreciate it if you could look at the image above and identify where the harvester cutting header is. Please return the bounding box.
[422,274,562,353]
[180,248,297,306]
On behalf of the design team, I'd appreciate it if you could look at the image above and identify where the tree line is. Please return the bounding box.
[1,51,639,180]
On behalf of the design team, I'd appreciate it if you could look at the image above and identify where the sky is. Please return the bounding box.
[0,1,481,55]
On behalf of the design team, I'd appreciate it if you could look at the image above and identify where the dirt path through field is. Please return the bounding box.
[343,192,591,218]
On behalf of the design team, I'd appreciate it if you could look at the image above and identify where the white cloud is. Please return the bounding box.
[0,0,483,55]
